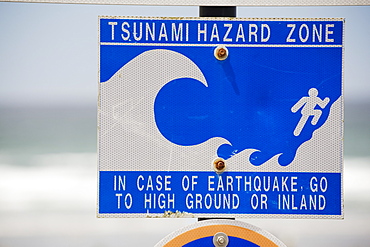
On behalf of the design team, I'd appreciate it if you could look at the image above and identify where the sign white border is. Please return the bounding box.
[98,16,344,219]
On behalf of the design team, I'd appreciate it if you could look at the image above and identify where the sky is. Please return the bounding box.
[0,4,369,107]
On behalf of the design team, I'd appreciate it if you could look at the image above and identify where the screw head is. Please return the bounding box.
[213,158,226,174]
[217,236,225,245]
[217,48,227,58]
[214,46,229,60]
[213,232,229,247]
[216,160,225,170]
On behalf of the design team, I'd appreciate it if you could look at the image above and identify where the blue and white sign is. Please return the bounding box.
[98,17,344,219]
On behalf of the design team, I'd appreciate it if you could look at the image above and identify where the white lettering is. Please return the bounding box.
[191,176,198,191]
[223,23,233,42]
[245,176,252,191]
[205,194,212,209]
[168,193,175,208]
[261,24,270,42]
[235,176,242,191]
[273,176,279,191]
[121,22,130,41]
[208,176,215,191]
[186,193,193,209]
[124,193,132,209]
[114,175,126,191]
[217,176,224,191]
[278,194,326,211]
[145,22,155,41]
[155,175,162,191]
[310,177,318,192]
[319,195,326,210]
[185,193,240,210]
[249,24,258,42]
[210,23,220,42]
[171,23,183,41]
[108,22,117,40]
[251,194,268,210]
[251,194,258,209]
[282,176,289,191]
[137,175,172,192]
[236,24,245,42]
[158,193,165,209]
[254,176,261,192]
[291,177,298,192]
[286,24,296,42]
[159,23,168,41]
[147,175,153,191]
[133,22,142,41]
[320,177,328,192]
[165,176,171,191]
[144,193,175,209]
[116,193,122,209]
[198,23,207,41]
[226,176,233,191]
[137,175,144,191]
[263,176,270,191]
[186,23,189,41]
[300,195,307,210]
[115,193,132,209]
[232,194,240,209]
[325,24,334,42]
[299,24,309,42]
[196,194,202,209]
[182,175,190,191]
[313,24,322,42]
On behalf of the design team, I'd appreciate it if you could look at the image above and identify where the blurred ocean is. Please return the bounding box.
[0,102,369,246]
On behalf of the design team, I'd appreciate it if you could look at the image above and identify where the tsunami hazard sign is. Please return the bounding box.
[98,17,344,219]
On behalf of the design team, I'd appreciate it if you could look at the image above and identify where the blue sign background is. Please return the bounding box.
[99,19,343,46]
[99,18,343,217]
[99,171,341,215]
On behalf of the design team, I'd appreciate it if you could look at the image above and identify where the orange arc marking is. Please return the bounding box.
[163,224,279,247]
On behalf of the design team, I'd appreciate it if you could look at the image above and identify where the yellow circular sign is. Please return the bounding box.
[155,219,286,247]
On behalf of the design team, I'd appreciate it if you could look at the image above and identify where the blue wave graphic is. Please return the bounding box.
[154,47,342,166]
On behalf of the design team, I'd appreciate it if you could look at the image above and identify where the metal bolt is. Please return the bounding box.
[213,232,229,247]
[217,48,227,58]
[214,46,229,60]
[213,158,226,173]
[217,236,225,245]
[216,160,225,170]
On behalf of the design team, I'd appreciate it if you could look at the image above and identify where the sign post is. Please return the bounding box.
[199,6,236,17]
[98,16,344,219]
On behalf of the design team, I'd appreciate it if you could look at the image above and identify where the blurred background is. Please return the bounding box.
[0,3,369,246]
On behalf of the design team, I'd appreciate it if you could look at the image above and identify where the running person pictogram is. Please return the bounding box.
[291,88,330,136]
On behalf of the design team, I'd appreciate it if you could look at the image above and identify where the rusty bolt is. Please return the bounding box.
[216,160,225,170]
[214,46,228,60]
[217,48,227,58]
[213,158,226,173]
